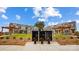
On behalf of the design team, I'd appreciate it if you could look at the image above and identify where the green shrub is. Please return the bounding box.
[6,37,9,39]
[20,37,23,40]
[0,37,4,39]
[13,37,16,39]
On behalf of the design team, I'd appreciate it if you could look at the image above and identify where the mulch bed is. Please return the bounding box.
[55,39,79,45]
[0,39,27,46]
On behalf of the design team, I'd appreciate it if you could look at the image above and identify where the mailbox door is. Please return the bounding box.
[45,31,52,41]
[39,31,45,41]
[32,31,38,41]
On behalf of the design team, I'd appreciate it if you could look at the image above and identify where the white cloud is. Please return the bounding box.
[43,7,62,18]
[48,22,58,26]
[75,19,79,24]
[0,7,7,14]
[0,7,8,20]
[66,19,79,24]
[1,14,8,20]
[33,7,42,17]
[33,7,62,22]
[66,20,72,22]
[38,18,46,22]
[76,11,79,15]
[16,15,21,20]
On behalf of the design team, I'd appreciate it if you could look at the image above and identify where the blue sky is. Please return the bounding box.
[0,7,79,31]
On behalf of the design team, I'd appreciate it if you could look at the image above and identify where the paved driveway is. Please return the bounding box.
[0,41,79,51]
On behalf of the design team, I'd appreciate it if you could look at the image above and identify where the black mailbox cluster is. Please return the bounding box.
[32,31,52,44]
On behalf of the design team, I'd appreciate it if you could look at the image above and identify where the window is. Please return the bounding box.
[64,29,69,35]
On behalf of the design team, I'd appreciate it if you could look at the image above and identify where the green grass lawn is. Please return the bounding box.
[0,34,32,39]
[52,33,70,40]
[12,34,32,39]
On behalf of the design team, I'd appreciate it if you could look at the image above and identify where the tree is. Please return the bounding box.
[34,21,45,41]
[34,21,45,31]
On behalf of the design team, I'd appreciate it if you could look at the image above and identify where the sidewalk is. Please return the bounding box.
[0,41,79,51]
